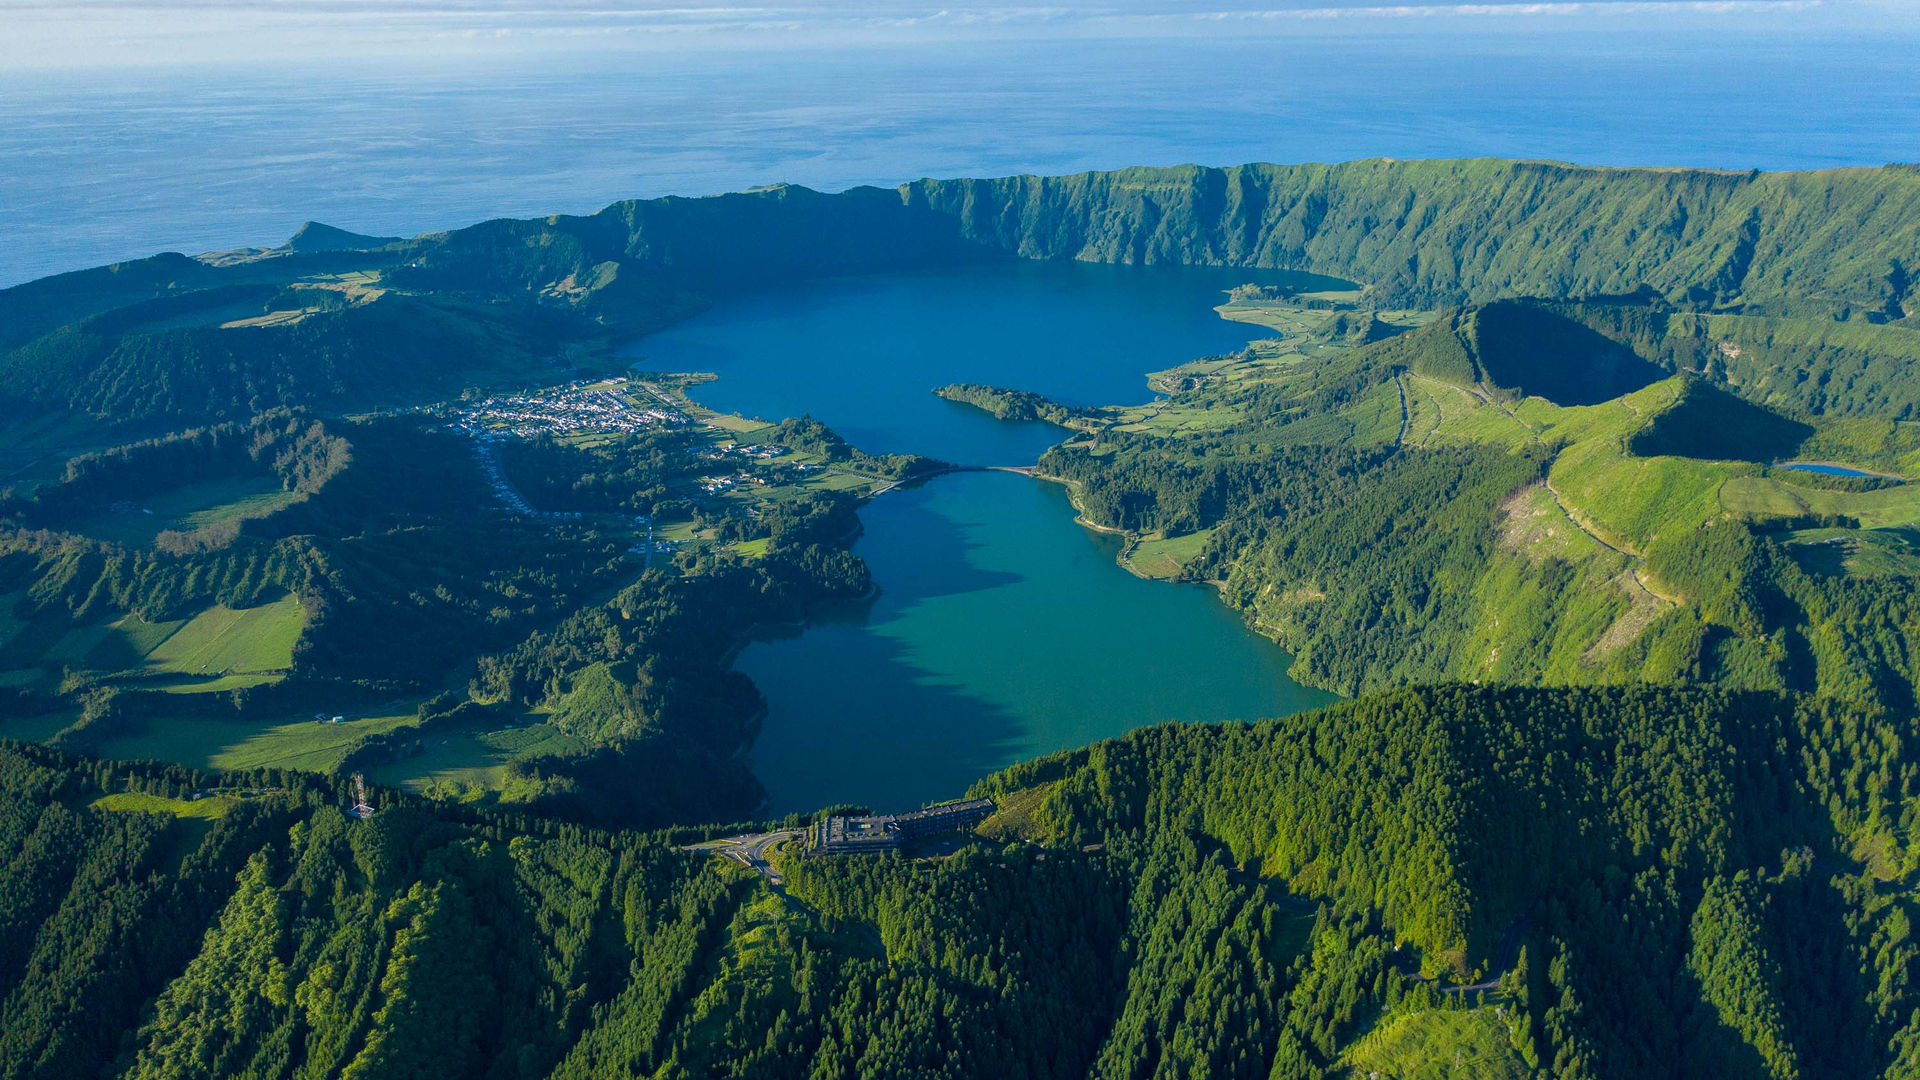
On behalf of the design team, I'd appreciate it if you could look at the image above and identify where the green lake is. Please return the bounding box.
[630,261,1342,813]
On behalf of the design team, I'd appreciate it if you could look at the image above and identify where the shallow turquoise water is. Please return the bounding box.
[632,261,1340,813]
[740,470,1336,814]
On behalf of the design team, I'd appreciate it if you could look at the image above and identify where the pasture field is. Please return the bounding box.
[89,707,420,774]
[66,474,298,546]
[139,593,305,679]
[1721,475,1920,529]
[369,718,581,794]
[155,672,283,694]
[706,413,768,433]
[90,792,235,819]
[207,710,419,772]
[1785,525,1920,579]
[1124,528,1215,580]
[0,708,78,743]
[0,591,27,649]
[71,701,575,795]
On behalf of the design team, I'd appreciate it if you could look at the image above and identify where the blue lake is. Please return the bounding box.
[628,262,1343,465]
[630,262,1339,812]
[1780,463,1886,478]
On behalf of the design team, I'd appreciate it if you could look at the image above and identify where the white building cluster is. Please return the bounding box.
[451,378,687,439]
[704,442,789,461]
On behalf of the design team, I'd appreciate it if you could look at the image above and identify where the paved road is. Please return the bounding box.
[684,830,800,887]
[1440,916,1532,996]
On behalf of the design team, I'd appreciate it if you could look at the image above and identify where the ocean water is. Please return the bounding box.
[4,24,1918,286]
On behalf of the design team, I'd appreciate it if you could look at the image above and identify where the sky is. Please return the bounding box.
[1,0,1908,71]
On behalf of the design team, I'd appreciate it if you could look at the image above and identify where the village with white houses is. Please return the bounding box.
[447,376,689,439]
[402,371,891,569]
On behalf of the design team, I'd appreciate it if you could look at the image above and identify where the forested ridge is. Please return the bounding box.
[907,160,1920,315]
[3,679,1918,1080]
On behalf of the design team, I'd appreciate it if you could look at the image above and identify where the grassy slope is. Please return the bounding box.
[64,475,297,546]
[0,592,306,699]
[1340,1005,1535,1080]
[138,593,306,678]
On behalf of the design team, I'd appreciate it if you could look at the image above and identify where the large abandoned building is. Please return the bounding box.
[812,798,994,855]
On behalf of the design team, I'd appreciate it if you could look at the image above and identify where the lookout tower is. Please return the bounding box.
[350,773,376,820]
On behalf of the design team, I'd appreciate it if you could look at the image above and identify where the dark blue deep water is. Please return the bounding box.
[629,262,1343,465]
[6,25,1919,286]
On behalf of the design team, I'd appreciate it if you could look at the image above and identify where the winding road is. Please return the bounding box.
[683,830,800,888]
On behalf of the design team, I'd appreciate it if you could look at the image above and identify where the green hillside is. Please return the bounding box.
[1029,285,1920,707]
[2,679,1914,1080]
[3,158,1920,1079]
[907,160,1920,314]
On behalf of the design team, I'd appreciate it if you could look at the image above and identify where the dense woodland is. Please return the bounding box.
[1,158,1919,1077]
[3,680,1917,1079]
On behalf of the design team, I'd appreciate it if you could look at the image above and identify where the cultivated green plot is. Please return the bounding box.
[65,474,298,546]
[1125,528,1215,580]
[140,594,305,678]
[90,792,235,819]
[90,708,420,774]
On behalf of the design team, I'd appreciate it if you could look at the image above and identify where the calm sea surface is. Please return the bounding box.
[5,28,1918,286]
